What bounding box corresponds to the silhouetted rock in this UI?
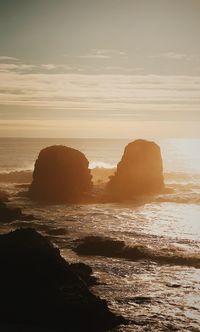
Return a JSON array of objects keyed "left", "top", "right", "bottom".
[
  {"left": 29, "top": 145, "right": 92, "bottom": 203},
  {"left": 70, "top": 262, "right": 97, "bottom": 286},
  {"left": 0, "top": 202, "right": 22, "bottom": 222},
  {"left": 0, "top": 190, "right": 9, "bottom": 202},
  {"left": 74, "top": 236, "right": 145, "bottom": 260},
  {"left": 0, "top": 202, "right": 35, "bottom": 223},
  {"left": 103, "top": 139, "right": 165, "bottom": 201},
  {"left": 74, "top": 236, "right": 200, "bottom": 268},
  {"left": 74, "top": 236, "right": 125, "bottom": 257},
  {"left": 0, "top": 228, "right": 124, "bottom": 331}
]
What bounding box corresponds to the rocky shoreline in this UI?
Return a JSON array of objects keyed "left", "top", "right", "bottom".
[{"left": 0, "top": 228, "right": 125, "bottom": 331}]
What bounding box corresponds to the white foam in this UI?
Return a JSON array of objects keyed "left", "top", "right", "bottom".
[{"left": 89, "top": 161, "right": 116, "bottom": 169}]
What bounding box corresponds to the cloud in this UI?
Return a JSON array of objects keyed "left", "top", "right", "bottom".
[
  {"left": 41, "top": 64, "right": 72, "bottom": 71},
  {"left": 41, "top": 64, "right": 58, "bottom": 70},
  {"left": 0, "top": 56, "right": 19, "bottom": 62},
  {"left": 150, "top": 52, "right": 199, "bottom": 61},
  {"left": 0, "top": 57, "right": 199, "bottom": 138},
  {"left": 0, "top": 58, "right": 199, "bottom": 120},
  {"left": 0, "top": 63, "right": 37, "bottom": 73},
  {"left": 0, "top": 62, "right": 73, "bottom": 73},
  {"left": 104, "top": 66, "right": 144, "bottom": 73},
  {"left": 0, "top": 63, "right": 19, "bottom": 71},
  {"left": 76, "top": 49, "right": 127, "bottom": 59},
  {"left": 164, "top": 52, "right": 188, "bottom": 60}
]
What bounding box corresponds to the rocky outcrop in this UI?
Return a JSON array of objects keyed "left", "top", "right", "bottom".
[
  {"left": 75, "top": 236, "right": 125, "bottom": 257},
  {"left": 0, "top": 190, "right": 9, "bottom": 202},
  {"left": 103, "top": 139, "right": 165, "bottom": 201},
  {"left": 0, "top": 228, "right": 124, "bottom": 331},
  {"left": 0, "top": 202, "right": 35, "bottom": 223},
  {"left": 70, "top": 262, "right": 98, "bottom": 286},
  {"left": 0, "top": 201, "right": 22, "bottom": 222},
  {"left": 74, "top": 236, "right": 200, "bottom": 268},
  {"left": 29, "top": 145, "right": 92, "bottom": 203}
]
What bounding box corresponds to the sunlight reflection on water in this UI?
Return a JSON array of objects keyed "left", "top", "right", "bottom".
[
  {"left": 1, "top": 198, "right": 199, "bottom": 331},
  {"left": 0, "top": 138, "right": 200, "bottom": 331}
]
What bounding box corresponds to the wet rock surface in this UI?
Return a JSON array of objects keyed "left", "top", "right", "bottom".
[
  {"left": 0, "top": 202, "right": 22, "bottom": 222},
  {"left": 74, "top": 236, "right": 200, "bottom": 268},
  {"left": 29, "top": 145, "right": 92, "bottom": 203},
  {"left": 0, "top": 202, "right": 35, "bottom": 223},
  {"left": 70, "top": 262, "right": 98, "bottom": 287},
  {"left": 0, "top": 228, "right": 124, "bottom": 331},
  {"left": 0, "top": 190, "right": 9, "bottom": 202},
  {"left": 104, "top": 139, "right": 165, "bottom": 202}
]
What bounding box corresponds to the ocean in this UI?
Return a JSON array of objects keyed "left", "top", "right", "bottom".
[{"left": 0, "top": 137, "right": 200, "bottom": 331}]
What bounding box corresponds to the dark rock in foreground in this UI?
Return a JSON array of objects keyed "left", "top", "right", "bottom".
[
  {"left": 103, "top": 139, "right": 165, "bottom": 202},
  {"left": 70, "top": 262, "right": 98, "bottom": 287},
  {"left": 0, "top": 228, "right": 124, "bottom": 331},
  {"left": 29, "top": 145, "right": 92, "bottom": 203},
  {"left": 74, "top": 236, "right": 200, "bottom": 268}
]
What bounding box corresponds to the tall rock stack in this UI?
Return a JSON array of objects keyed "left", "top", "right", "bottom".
[
  {"left": 29, "top": 145, "right": 92, "bottom": 203},
  {"left": 104, "top": 139, "right": 165, "bottom": 201}
]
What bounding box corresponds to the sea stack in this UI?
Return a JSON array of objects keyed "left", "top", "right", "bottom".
[
  {"left": 104, "top": 139, "right": 165, "bottom": 201},
  {"left": 29, "top": 145, "right": 92, "bottom": 203}
]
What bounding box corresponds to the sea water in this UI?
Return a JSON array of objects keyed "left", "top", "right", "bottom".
[{"left": 0, "top": 138, "right": 200, "bottom": 331}]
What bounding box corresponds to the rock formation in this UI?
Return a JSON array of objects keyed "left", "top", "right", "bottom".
[
  {"left": 0, "top": 202, "right": 35, "bottom": 223},
  {"left": 0, "top": 228, "right": 124, "bottom": 331},
  {"left": 104, "top": 139, "right": 164, "bottom": 201},
  {"left": 0, "top": 201, "right": 22, "bottom": 222},
  {"left": 0, "top": 190, "right": 9, "bottom": 202},
  {"left": 29, "top": 145, "right": 92, "bottom": 203},
  {"left": 74, "top": 236, "right": 200, "bottom": 268}
]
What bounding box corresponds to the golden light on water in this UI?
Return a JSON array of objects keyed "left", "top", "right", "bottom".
[{"left": 0, "top": 1, "right": 200, "bottom": 331}]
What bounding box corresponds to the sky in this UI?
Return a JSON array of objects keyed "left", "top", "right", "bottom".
[{"left": 0, "top": 0, "right": 200, "bottom": 138}]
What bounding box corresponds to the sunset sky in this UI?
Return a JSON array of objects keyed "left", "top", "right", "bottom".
[{"left": 0, "top": 0, "right": 200, "bottom": 138}]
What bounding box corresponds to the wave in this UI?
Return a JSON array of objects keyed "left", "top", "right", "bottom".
[
  {"left": 91, "top": 167, "right": 116, "bottom": 184},
  {"left": 89, "top": 161, "right": 116, "bottom": 169},
  {"left": 156, "top": 192, "right": 200, "bottom": 204},
  {"left": 164, "top": 172, "right": 200, "bottom": 184},
  {"left": 74, "top": 236, "right": 200, "bottom": 268}
]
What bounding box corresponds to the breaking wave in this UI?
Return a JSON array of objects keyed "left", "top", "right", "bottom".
[
  {"left": 156, "top": 192, "right": 200, "bottom": 204},
  {"left": 89, "top": 161, "right": 116, "bottom": 169},
  {"left": 165, "top": 171, "right": 200, "bottom": 184}
]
